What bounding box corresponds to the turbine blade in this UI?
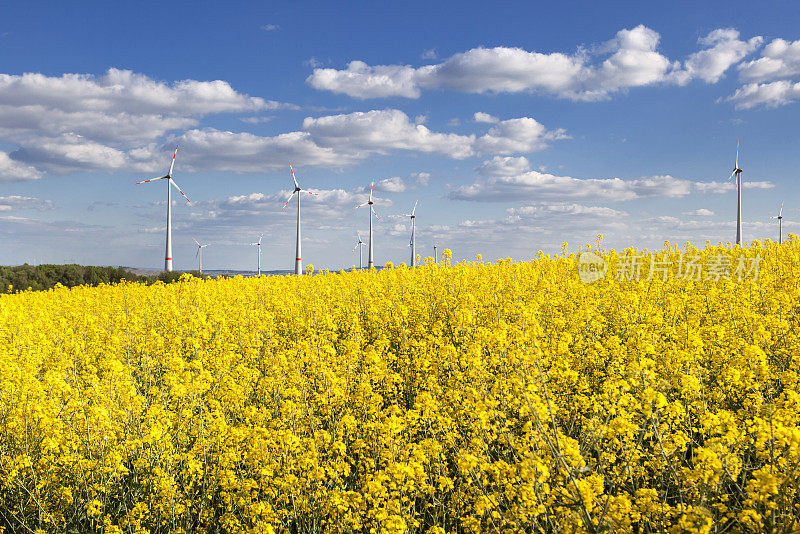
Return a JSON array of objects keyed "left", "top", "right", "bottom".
[
  {"left": 352, "top": 242, "right": 359, "bottom": 252},
  {"left": 136, "top": 175, "right": 169, "bottom": 184},
  {"left": 281, "top": 191, "right": 296, "bottom": 212},
  {"left": 372, "top": 207, "right": 380, "bottom": 220},
  {"left": 168, "top": 144, "right": 179, "bottom": 177},
  {"left": 735, "top": 138, "right": 739, "bottom": 170},
  {"left": 369, "top": 180, "right": 374, "bottom": 202},
  {"left": 304, "top": 189, "right": 318, "bottom": 196},
  {"left": 411, "top": 200, "right": 418, "bottom": 216},
  {"left": 354, "top": 202, "right": 369, "bottom": 209},
  {"left": 780, "top": 202, "right": 784, "bottom": 217},
  {"left": 727, "top": 168, "right": 736, "bottom": 181},
  {"left": 169, "top": 178, "right": 191, "bottom": 203},
  {"left": 289, "top": 161, "right": 299, "bottom": 189},
  {"left": 193, "top": 238, "right": 200, "bottom": 247}
]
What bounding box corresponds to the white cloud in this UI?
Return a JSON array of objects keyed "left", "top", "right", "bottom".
[
  {"left": 261, "top": 24, "right": 279, "bottom": 31},
  {"left": 475, "top": 118, "right": 569, "bottom": 154},
  {"left": 421, "top": 49, "right": 437, "bottom": 60},
  {"left": 0, "top": 151, "right": 43, "bottom": 181},
  {"left": 682, "top": 29, "right": 762, "bottom": 83},
  {"left": 411, "top": 172, "right": 431, "bottom": 186},
  {"left": 0, "top": 69, "right": 285, "bottom": 116},
  {"left": 302, "top": 109, "right": 475, "bottom": 159},
  {"left": 0, "top": 195, "right": 54, "bottom": 211},
  {"left": 239, "top": 116, "right": 274, "bottom": 124},
  {"left": 694, "top": 180, "right": 775, "bottom": 193},
  {"left": 476, "top": 156, "right": 531, "bottom": 176},
  {"left": 374, "top": 176, "right": 408, "bottom": 193},
  {"left": 726, "top": 80, "right": 800, "bottom": 109},
  {"left": 726, "top": 37, "right": 800, "bottom": 108},
  {"left": 507, "top": 203, "right": 627, "bottom": 220},
  {"left": 450, "top": 172, "right": 694, "bottom": 202},
  {"left": 0, "top": 68, "right": 300, "bottom": 178},
  {"left": 738, "top": 38, "right": 800, "bottom": 82},
  {"left": 683, "top": 208, "right": 714, "bottom": 216},
  {"left": 473, "top": 112, "right": 499, "bottom": 123},
  {"left": 306, "top": 61, "right": 422, "bottom": 99},
  {"left": 307, "top": 25, "right": 757, "bottom": 101}
]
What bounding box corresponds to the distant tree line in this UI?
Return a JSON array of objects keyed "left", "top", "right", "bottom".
[{"left": 0, "top": 264, "right": 202, "bottom": 293}]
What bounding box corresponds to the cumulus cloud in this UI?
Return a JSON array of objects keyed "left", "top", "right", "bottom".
[
  {"left": 0, "top": 69, "right": 285, "bottom": 116},
  {"left": 373, "top": 176, "right": 408, "bottom": 193},
  {"left": 473, "top": 112, "right": 499, "bottom": 123},
  {"left": 694, "top": 180, "right": 774, "bottom": 193},
  {"left": 450, "top": 172, "right": 775, "bottom": 203},
  {"left": 302, "top": 109, "right": 475, "bottom": 158},
  {"left": 476, "top": 156, "right": 531, "bottom": 176},
  {"left": 726, "top": 80, "right": 800, "bottom": 109},
  {"left": 727, "top": 38, "right": 800, "bottom": 108},
  {"left": 450, "top": 172, "right": 694, "bottom": 202},
  {"left": 307, "top": 25, "right": 761, "bottom": 101},
  {"left": 682, "top": 29, "right": 763, "bottom": 83},
  {"left": 506, "top": 203, "right": 627, "bottom": 220},
  {"left": 738, "top": 38, "right": 800, "bottom": 82},
  {"left": 0, "top": 151, "right": 43, "bottom": 181},
  {"left": 0, "top": 68, "right": 299, "bottom": 179},
  {"left": 8, "top": 108, "right": 567, "bottom": 175}
]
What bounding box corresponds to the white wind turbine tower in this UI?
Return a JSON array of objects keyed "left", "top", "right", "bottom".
[
  {"left": 193, "top": 238, "right": 209, "bottom": 274},
  {"left": 136, "top": 144, "right": 190, "bottom": 271},
  {"left": 281, "top": 162, "right": 317, "bottom": 275},
  {"left": 402, "top": 200, "right": 418, "bottom": 267},
  {"left": 770, "top": 202, "right": 784, "bottom": 244},
  {"left": 353, "top": 231, "right": 366, "bottom": 271},
  {"left": 249, "top": 233, "right": 264, "bottom": 276},
  {"left": 354, "top": 181, "right": 380, "bottom": 269},
  {"left": 727, "top": 139, "right": 744, "bottom": 245}
]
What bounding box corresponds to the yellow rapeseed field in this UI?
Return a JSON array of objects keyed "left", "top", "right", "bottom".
[{"left": 1, "top": 240, "right": 799, "bottom": 533}]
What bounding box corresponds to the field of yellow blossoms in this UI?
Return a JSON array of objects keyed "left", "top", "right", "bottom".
[{"left": 1, "top": 240, "right": 799, "bottom": 533}]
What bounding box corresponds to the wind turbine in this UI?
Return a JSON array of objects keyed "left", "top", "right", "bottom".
[
  {"left": 353, "top": 231, "right": 366, "bottom": 271},
  {"left": 281, "top": 162, "right": 317, "bottom": 275},
  {"left": 727, "top": 139, "right": 743, "bottom": 245},
  {"left": 193, "top": 238, "right": 209, "bottom": 275},
  {"left": 402, "top": 200, "right": 418, "bottom": 267},
  {"left": 136, "top": 144, "right": 190, "bottom": 271},
  {"left": 249, "top": 233, "right": 264, "bottom": 276},
  {"left": 354, "top": 181, "right": 380, "bottom": 269},
  {"left": 770, "top": 202, "right": 784, "bottom": 244},
  {"left": 433, "top": 244, "right": 438, "bottom": 262}
]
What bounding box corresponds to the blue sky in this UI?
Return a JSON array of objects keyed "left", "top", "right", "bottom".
[{"left": 1, "top": 0, "right": 800, "bottom": 270}]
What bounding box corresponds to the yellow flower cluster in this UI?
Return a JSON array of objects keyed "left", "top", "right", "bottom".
[{"left": 1, "top": 239, "right": 798, "bottom": 533}]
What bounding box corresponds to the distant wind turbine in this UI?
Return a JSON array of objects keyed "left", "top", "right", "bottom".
[
  {"left": 727, "top": 139, "right": 743, "bottom": 245},
  {"left": 354, "top": 181, "right": 380, "bottom": 269},
  {"left": 249, "top": 233, "right": 264, "bottom": 276},
  {"left": 281, "top": 162, "right": 317, "bottom": 275},
  {"left": 402, "top": 200, "right": 418, "bottom": 267},
  {"left": 433, "top": 244, "right": 438, "bottom": 261},
  {"left": 136, "top": 144, "right": 190, "bottom": 271},
  {"left": 193, "top": 238, "right": 209, "bottom": 275},
  {"left": 353, "top": 231, "right": 366, "bottom": 271},
  {"left": 770, "top": 202, "right": 784, "bottom": 244}
]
